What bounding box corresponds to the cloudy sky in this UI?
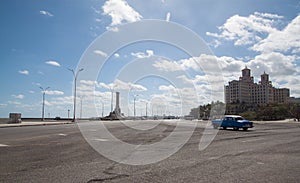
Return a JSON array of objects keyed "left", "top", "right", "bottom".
[{"left": 0, "top": 0, "right": 299, "bottom": 118}]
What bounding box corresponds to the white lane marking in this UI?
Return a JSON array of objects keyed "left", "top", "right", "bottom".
[
  {"left": 58, "top": 133, "right": 67, "bottom": 136},
  {"left": 242, "top": 138, "right": 262, "bottom": 143},
  {"left": 0, "top": 144, "right": 9, "bottom": 147},
  {"left": 93, "top": 138, "right": 109, "bottom": 142},
  {"left": 208, "top": 156, "right": 221, "bottom": 160},
  {"left": 257, "top": 162, "right": 264, "bottom": 165}
]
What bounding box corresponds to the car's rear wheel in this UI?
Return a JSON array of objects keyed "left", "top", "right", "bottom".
[
  {"left": 242, "top": 127, "right": 248, "bottom": 131},
  {"left": 223, "top": 127, "right": 227, "bottom": 130},
  {"left": 233, "top": 127, "right": 239, "bottom": 131}
]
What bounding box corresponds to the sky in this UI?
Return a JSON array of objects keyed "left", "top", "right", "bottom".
[{"left": 0, "top": 0, "right": 300, "bottom": 118}]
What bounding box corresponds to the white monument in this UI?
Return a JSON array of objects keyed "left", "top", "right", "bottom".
[{"left": 102, "top": 91, "right": 124, "bottom": 120}]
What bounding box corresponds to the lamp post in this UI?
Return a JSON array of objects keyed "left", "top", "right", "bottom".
[
  {"left": 146, "top": 102, "right": 148, "bottom": 118},
  {"left": 133, "top": 94, "right": 139, "bottom": 119},
  {"left": 80, "top": 96, "right": 83, "bottom": 119},
  {"left": 68, "top": 68, "right": 84, "bottom": 122},
  {"left": 101, "top": 101, "right": 104, "bottom": 117},
  {"left": 109, "top": 84, "right": 117, "bottom": 113},
  {"left": 39, "top": 86, "right": 50, "bottom": 121}
]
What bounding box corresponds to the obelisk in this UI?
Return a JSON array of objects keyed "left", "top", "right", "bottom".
[{"left": 114, "top": 91, "right": 121, "bottom": 115}]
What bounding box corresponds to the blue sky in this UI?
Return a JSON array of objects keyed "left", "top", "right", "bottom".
[{"left": 0, "top": 0, "right": 300, "bottom": 118}]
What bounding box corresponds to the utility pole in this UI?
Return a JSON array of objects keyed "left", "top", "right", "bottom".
[
  {"left": 109, "top": 84, "right": 117, "bottom": 113},
  {"left": 80, "top": 96, "right": 83, "bottom": 119},
  {"left": 39, "top": 86, "right": 50, "bottom": 121},
  {"left": 146, "top": 102, "right": 148, "bottom": 118},
  {"left": 133, "top": 94, "right": 138, "bottom": 119},
  {"left": 101, "top": 101, "right": 104, "bottom": 117},
  {"left": 68, "top": 68, "right": 84, "bottom": 122}
]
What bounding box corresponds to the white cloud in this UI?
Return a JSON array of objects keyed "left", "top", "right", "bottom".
[
  {"left": 45, "top": 90, "right": 64, "bottom": 95},
  {"left": 8, "top": 101, "right": 22, "bottom": 105},
  {"left": 251, "top": 15, "right": 300, "bottom": 53},
  {"left": 45, "top": 61, "right": 61, "bottom": 67},
  {"left": 92, "top": 6, "right": 101, "bottom": 14},
  {"left": 47, "top": 96, "right": 73, "bottom": 106},
  {"left": 153, "top": 54, "right": 243, "bottom": 75},
  {"left": 12, "top": 94, "right": 24, "bottom": 99},
  {"left": 152, "top": 59, "right": 183, "bottom": 72},
  {"left": 107, "top": 26, "right": 119, "bottom": 32},
  {"left": 96, "top": 79, "right": 147, "bottom": 91},
  {"left": 159, "top": 85, "right": 176, "bottom": 91},
  {"left": 94, "top": 50, "right": 108, "bottom": 57},
  {"left": 80, "top": 80, "right": 97, "bottom": 86},
  {"left": 18, "top": 70, "right": 29, "bottom": 75},
  {"left": 166, "top": 12, "right": 171, "bottom": 22},
  {"left": 207, "top": 12, "right": 283, "bottom": 46},
  {"left": 39, "top": 10, "right": 54, "bottom": 17},
  {"left": 81, "top": 79, "right": 147, "bottom": 92},
  {"left": 114, "top": 79, "right": 147, "bottom": 91},
  {"left": 97, "top": 82, "right": 111, "bottom": 90},
  {"left": 102, "top": 0, "right": 142, "bottom": 28},
  {"left": 248, "top": 52, "right": 297, "bottom": 77},
  {"left": 131, "top": 50, "right": 154, "bottom": 58},
  {"left": 114, "top": 53, "right": 120, "bottom": 58}
]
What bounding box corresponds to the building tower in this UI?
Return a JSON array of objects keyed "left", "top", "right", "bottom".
[
  {"left": 242, "top": 66, "right": 250, "bottom": 78},
  {"left": 260, "top": 71, "right": 271, "bottom": 85},
  {"left": 239, "top": 66, "right": 254, "bottom": 83}
]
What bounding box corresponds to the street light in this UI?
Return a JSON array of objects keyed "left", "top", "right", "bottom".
[
  {"left": 68, "top": 68, "right": 84, "bottom": 122},
  {"left": 101, "top": 101, "right": 104, "bottom": 117},
  {"left": 109, "top": 84, "right": 117, "bottom": 112},
  {"left": 133, "top": 94, "right": 139, "bottom": 118},
  {"left": 39, "top": 86, "right": 50, "bottom": 121},
  {"left": 145, "top": 102, "right": 148, "bottom": 118},
  {"left": 80, "top": 96, "right": 84, "bottom": 119}
]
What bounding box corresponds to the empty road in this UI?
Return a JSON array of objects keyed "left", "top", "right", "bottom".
[{"left": 1, "top": 120, "right": 300, "bottom": 182}]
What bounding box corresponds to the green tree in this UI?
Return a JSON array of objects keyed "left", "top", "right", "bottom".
[{"left": 289, "top": 103, "right": 300, "bottom": 121}]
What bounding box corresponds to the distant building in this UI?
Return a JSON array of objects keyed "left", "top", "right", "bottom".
[{"left": 225, "top": 67, "right": 290, "bottom": 105}]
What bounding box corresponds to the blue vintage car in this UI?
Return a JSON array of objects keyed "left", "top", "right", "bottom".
[{"left": 212, "top": 115, "right": 253, "bottom": 131}]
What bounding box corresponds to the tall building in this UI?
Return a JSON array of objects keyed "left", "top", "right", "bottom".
[{"left": 225, "top": 67, "right": 290, "bottom": 105}]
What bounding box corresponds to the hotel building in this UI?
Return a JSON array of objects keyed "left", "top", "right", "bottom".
[{"left": 225, "top": 67, "right": 290, "bottom": 105}]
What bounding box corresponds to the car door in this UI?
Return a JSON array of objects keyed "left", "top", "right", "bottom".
[{"left": 223, "top": 117, "right": 231, "bottom": 127}]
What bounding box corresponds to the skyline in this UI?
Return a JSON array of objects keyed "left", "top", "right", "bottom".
[{"left": 0, "top": 0, "right": 300, "bottom": 118}]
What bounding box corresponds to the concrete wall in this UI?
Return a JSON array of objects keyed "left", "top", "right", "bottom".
[{"left": 0, "top": 118, "right": 9, "bottom": 124}]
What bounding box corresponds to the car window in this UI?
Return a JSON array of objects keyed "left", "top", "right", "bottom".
[{"left": 235, "top": 117, "right": 244, "bottom": 121}]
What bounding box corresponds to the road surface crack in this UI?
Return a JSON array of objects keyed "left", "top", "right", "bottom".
[{"left": 87, "top": 174, "right": 129, "bottom": 182}]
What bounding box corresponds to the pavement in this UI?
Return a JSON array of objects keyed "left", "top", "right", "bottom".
[
  {"left": 1, "top": 120, "right": 300, "bottom": 182},
  {"left": 0, "top": 120, "right": 73, "bottom": 128},
  {"left": 0, "top": 118, "right": 297, "bottom": 128},
  {"left": 253, "top": 118, "right": 298, "bottom": 123}
]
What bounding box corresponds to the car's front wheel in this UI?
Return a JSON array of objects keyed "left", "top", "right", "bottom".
[{"left": 242, "top": 127, "right": 248, "bottom": 131}]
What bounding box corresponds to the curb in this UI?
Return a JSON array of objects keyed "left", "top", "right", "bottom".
[{"left": 0, "top": 122, "right": 73, "bottom": 128}]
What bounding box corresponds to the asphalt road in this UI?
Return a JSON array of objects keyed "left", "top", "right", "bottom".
[{"left": 0, "top": 120, "right": 300, "bottom": 183}]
